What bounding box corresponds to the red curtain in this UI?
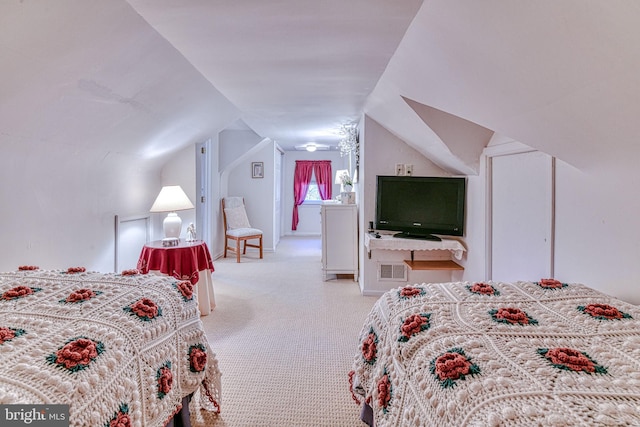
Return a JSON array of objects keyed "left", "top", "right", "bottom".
[
  {"left": 292, "top": 160, "right": 333, "bottom": 230},
  {"left": 313, "top": 161, "right": 332, "bottom": 201}
]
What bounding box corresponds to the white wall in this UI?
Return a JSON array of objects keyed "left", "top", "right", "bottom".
[
  {"left": 458, "top": 160, "right": 486, "bottom": 282},
  {"left": 0, "top": 143, "right": 162, "bottom": 272},
  {"left": 554, "top": 158, "right": 640, "bottom": 303},
  {"left": 225, "top": 140, "right": 276, "bottom": 253},
  {"left": 156, "top": 143, "right": 198, "bottom": 241},
  {"left": 464, "top": 135, "right": 640, "bottom": 304},
  {"left": 215, "top": 130, "right": 268, "bottom": 257},
  {"left": 219, "top": 129, "right": 263, "bottom": 171}
]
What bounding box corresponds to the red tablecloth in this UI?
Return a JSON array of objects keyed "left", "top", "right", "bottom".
[
  {"left": 137, "top": 240, "right": 216, "bottom": 315},
  {"left": 137, "top": 240, "right": 214, "bottom": 284}
]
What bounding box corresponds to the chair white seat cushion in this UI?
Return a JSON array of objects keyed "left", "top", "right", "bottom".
[{"left": 226, "top": 227, "right": 263, "bottom": 237}]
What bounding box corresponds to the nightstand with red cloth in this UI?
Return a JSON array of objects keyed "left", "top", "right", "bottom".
[{"left": 137, "top": 240, "right": 216, "bottom": 315}]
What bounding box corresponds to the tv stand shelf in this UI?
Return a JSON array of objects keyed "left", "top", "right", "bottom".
[
  {"left": 364, "top": 233, "right": 466, "bottom": 260},
  {"left": 364, "top": 233, "right": 466, "bottom": 272},
  {"left": 404, "top": 260, "right": 464, "bottom": 271}
]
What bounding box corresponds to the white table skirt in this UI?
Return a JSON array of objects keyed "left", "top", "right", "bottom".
[{"left": 148, "top": 268, "right": 216, "bottom": 315}]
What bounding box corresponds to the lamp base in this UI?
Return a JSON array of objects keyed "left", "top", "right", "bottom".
[
  {"left": 162, "top": 237, "right": 179, "bottom": 247},
  {"left": 163, "top": 212, "right": 182, "bottom": 238}
]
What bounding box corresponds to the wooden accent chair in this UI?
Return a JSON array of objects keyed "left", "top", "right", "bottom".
[{"left": 221, "top": 196, "right": 263, "bottom": 263}]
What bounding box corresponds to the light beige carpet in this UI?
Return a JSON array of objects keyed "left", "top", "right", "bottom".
[{"left": 191, "top": 236, "right": 379, "bottom": 426}]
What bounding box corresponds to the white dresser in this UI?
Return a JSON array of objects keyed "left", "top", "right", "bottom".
[{"left": 320, "top": 202, "right": 358, "bottom": 281}]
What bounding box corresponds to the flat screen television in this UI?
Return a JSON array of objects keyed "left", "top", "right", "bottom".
[{"left": 375, "top": 175, "right": 466, "bottom": 241}]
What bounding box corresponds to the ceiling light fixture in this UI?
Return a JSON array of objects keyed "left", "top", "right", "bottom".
[{"left": 294, "top": 143, "right": 329, "bottom": 151}]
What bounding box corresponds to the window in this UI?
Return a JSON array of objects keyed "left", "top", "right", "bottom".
[
  {"left": 292, "top": 160, "right": 331, "bottom": 230},
  {"left": 303, "top": 172, "right": 322, "bottom": 202},
  {"left": 304, "top": 183, "right": 321, "bottom": 201}
]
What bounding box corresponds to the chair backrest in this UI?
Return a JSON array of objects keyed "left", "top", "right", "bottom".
[{"left": 222, "top": 197, "right": 252, "bottom": 230}]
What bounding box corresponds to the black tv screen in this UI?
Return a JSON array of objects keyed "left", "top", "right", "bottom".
[{"left": 375, "top": 175, "right": 466, "bottom": 240}]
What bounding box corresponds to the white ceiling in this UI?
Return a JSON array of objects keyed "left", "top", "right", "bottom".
[
  {"left": 3, "top": 1, "right": 640, "bottom": 175},
  {"left": 126, "top": 0, "right": 423, "bottom": 148}
]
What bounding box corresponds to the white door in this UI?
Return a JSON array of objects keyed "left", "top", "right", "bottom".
[
  {"left": 196, "top": 140, "right": 211, "bottom": 246},
  {"left": 491, "top": 151, "right": 553, "bottom": 282},
  {"left": 274, "top": 149, "right": 283, "bottom": 245}
]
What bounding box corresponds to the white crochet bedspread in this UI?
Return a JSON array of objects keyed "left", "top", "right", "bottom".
[
  {"left": 0, "top": 269, "right": 221, "bottom": 427},
  {"left": 350, "top": 280, "right": 640, "bottom": 426}
]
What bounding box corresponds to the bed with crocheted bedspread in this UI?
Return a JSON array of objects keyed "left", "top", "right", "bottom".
[
  {"left": 0, "top": 268, "right": 221, "bottom": 427},
  {"left": 349, "top": 280, "right": 640, "bottom": 426}
]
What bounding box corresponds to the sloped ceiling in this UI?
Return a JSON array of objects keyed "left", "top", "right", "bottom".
[
  {"left": 3, "top": 1, "right": 640, "bottom": 174},
  {"left": 125, "top": 0, "right": 423, "bottom": 148},
  {"left": 368, "top": 0, "right": 640, "bottom": 173},
  {"left": 0, "top": 0, "right": 239, "bottom": 168},
  {"left": 404, "top": 97, "right": 493, "bottom": 174}
]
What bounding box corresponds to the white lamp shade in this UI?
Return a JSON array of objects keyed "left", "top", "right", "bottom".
[
  {"left": 150, "top": 185, "right": 194, "bottom": 239},
  {"left": 150, "top": 185, "right": 194, "bottom": 212}
]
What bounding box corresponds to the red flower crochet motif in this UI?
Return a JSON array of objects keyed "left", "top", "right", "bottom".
[
  {"left": 362, "top": 332, "right": 377, "bottom": 364},
  {"left": 399, "top": 313, "right": 430, "bottom": 342},
  {"left": 67, "top": 267, "right": 86, "bottom": 274},
  {"left": 54, "top": 338, "right": 100, "bottom": 370},
  {"left": 18, "top": 265, "right": 39, "bottom": 271},
  {"left": 469, "top": 282, "right": 498, "bottom": 295},
  {"left": 538, "top": 278, "right": 563, "bottom": 288},
  {"left": 121, "top": 269, "right": 139, "bottom": 276},
  {"left": 66, "top": 288, "right": 96, "bottom": 303},
  {"left": 109, "top": 411, "right": 131, "bottom": 427},
  {"left": 130, "top": 298, "right": 159, "bottom": 320},
  {"left": 177, "top": 281, "right": 194, "bottom": 301},
  {"left": 2, "top": 286, "right": 34, "bottom": 300},
  {"left": 434, "top": 352, "right": 472, "bottom": 381},
  {"left": 399, "top": 286, "right": 422, "bottom": 298},
  {"left": 0, "top": 327, "right": 16, "bottom": 344},
  {"left": 377, "top": 373, "right": 392, "bottom": 411},
  {"left": 493, "top": 307, "right": 532, "bottom": 325},
  {"left": 175, "top": 271, "right": 199, "bottom": 285},
  {"left": 157, "top": 365, "right": 173, "bottom": 396},
  {"left": 583, "top": 303, "right": 623, "bottom": 320},
  {"left": 539, "top": 347, "right": 605, "bottom": 373},
  {"left": 430, "top": 348, "right": 481, "bottom": 388},
  {"left": 189, "top": 344, "right": 208, "bottom": 372}
]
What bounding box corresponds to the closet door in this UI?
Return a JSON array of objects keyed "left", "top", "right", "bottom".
[
  {"left": 491, "top": 151, "right": 553, "bottom": 282},
  {"left": 274, "top": 149, "right": 283, "bottom": 245}
]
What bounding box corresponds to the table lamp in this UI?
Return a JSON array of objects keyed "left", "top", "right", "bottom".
[{"left": 150, "top": 185, "right": 194, "bottom": 243}]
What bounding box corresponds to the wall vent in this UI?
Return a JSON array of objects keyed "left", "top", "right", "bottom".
[{"left": 378, "top": 263, "right": 407, "bottom": 281}]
